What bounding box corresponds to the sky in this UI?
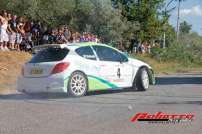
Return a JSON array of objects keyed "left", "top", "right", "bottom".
[{"left": 166, "top": 0, "right": 202, "bottom": 35}]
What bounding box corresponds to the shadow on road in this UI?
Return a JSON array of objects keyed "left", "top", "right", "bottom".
[
  {"left": 156, "top": 76, "right": 202, "bottom": 85},
  {"left": 158, "top": 101, "right": 202, "bottom": 106},
  {"left": 0, "top": 89, "right": 136, "bottom": 100},
  {"left": 0, "top": 93, "right": 68, "bottom": 100},
  {"left": 87, "top": 88, "right": 134, "bottom": 96}
]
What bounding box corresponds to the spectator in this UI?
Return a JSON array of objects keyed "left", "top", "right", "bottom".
[
  {"left": 24, "top": 21, "right": 32, "bottom": 33},
  {"left": 71, "top": 32, "right": 80, "bottom": 43},
  {"left": 48, "top": 29, "right": 57, "bottom": 44},
  {"left": 5, "top": 12, "right": 12, "bottom": 49},
  {"left": 84, "top": 32, "right": 89, "bottom": 42},
  {"left": 117, "top": 41, "right": 125, "bottom": 51},
  {"left": 0, "top": 10, "right": 9, "bottom": 51},
  {"left": 0, "top": 10, "right": 102, "bottom": 52},
  {"left": 55, "top": 28, "right": 68, "bottom": 44},
  {"left": 31, "top": 20, "right": 41, "bottom": 46},
  {"left": 6, "top": 13, "right": 12, "bottom": 21},
  {"left": 8, "top": 14, "right": 18, "bottom": 50},
  {"left": 147, "top": 43, "right": 151, "bottom": 54},
  {"left": 79, "top": 32, "right": 85, "bottom": 42},
  {"left": 17, "top": 17, "right": 25, "bottom": 51},
  {"left": 42, "top": 30, "right": 49, "bottom": 44},
  {"left": 141, "top": 42, "right": 146, "bottom": 54},
  {"left": 75, "top": 32, "right": 81, "bottom": 43},
  {"left": 24, "top": 20, "right": 33, "bottom": 47},
  {"left": 63, "top": 26, "right": 71, "bottom": 41}
]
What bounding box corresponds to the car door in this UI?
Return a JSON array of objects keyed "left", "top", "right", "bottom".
[
  {"left": 118, "top": 52, "right": 134, "bottom": 87},
  {"left": 92, "top": 45, "right": 131, "bottom": 88},
  {"left": 75, "top": 46, "right": 98, "bottom": 76}
]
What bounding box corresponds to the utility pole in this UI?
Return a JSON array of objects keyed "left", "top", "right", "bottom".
[
  {"left": 163, "top": 30, "right": 166, "bottom": 48},
  {"left": 176, "top": 0, "right": 181, "bottom": 41},
  {"left": 163, "top": 0, "right": 174, "bottom": 48}
]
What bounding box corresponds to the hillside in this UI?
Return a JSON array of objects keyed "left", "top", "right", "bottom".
[{"left": 0, "top": 52, "right": 31, "bottom": 94}]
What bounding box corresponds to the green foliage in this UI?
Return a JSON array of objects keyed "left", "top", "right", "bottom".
[
  {"left": 180, "top": 21, "right": 192, "bottom": 34},
  {"left": 4, "top": 0, "right": 75, "bottom": 27},
  {"left": 150, "top": 20, "right": 202, "bottom": 66},
  {"left": 151, "top": 41, "right": 202, "bottom": 66},
  {"left": 112, "top": 0, "right": 169, "bottom": 42},
  {"left": 85, "top": 0, "right": 129, "bottom": 42}
]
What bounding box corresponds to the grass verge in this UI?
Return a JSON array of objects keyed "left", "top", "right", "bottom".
[{"left": 132, "top": 54, "right": 202, "bottom": 75}]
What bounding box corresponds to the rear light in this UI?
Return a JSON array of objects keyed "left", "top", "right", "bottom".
[
  {"left": 21, "top": 67, "right": 24, "bottom": 76},
  {"left": 51, "top": 62, "right": 70, "bottom": 74}
]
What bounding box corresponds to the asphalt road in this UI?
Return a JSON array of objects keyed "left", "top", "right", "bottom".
[{"left": 0, "top": 74, "right": 202, "bottom": 134}]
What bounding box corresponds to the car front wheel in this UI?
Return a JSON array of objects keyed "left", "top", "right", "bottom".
[{"left": 133, "top": 68, "right": 150, "bottom": 91}]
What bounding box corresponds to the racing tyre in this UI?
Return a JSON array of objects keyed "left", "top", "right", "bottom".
[
  {"left": 133, "top": 68, "right": 149, "bottom": 91},
  {"left": 68, "top": 71, "right": 88, "bottom": 97}
]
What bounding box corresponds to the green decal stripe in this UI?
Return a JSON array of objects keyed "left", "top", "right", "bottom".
[
  {"left": 64, "top": 77, "right": 69, "bottom": 81},
  {"left": 88, "top": 75, "right": 118, "bottom": 89},
  {"left": 64, "top": 75, "right": 118, "bottom": 91},
  {"left": 88, "top": 77, "right": 110, "bottom": 91}
]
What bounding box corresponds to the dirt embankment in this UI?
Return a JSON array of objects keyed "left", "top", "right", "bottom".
[{"left": 0, "top": 52, "right": 31, "bottom": 94}]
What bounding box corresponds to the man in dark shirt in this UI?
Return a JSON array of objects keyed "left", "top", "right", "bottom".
[
  {"left": 8, "top": 15, "right": 17, "bottom": 50},
  {"left": 31, "top": 21, "right": 42, "bottom": 46}
]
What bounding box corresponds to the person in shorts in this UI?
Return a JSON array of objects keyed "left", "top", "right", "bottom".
[
  {"left": 8, "top": 15, "right": 18, "bottom": 50},
  {"left": 0, "top": 10, "right": 9, "bottom": 51},
  {"left": 0, "top": 14, "right": 4, "bottom": 50},
  {"left": 24, "top": 21, "right": 33, "bottom": 47},
  {"left": 17, "top": 17, "right": 25, "bottom": 51}
]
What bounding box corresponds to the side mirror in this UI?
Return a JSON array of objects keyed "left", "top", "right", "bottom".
[
  {"left": 119, "top": 52, "right": 129, "bottom": 63},
  {"left": 123, "top": 52, "right": 128, "bottom": 57}
]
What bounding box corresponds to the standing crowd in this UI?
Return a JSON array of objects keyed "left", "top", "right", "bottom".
[
  {"left": 117, "top": 40, "right": 152, "bottom": 54},
  {"left": 0, "top": 10, "right": 100, "bottom": 52}
]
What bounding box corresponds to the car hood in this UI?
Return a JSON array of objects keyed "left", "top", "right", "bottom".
[{"left": 128, "top": 57, "right": 152, "bottom": 69}]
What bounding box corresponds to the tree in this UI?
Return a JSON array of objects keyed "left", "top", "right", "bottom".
[
  {"left": 179, "top": 21, "right": 192, "bottom": 34},
  {"left": 87, "top": 0, "right": 131, "bottom": 42},
  {"left": 3, "top": 0, "right": 75, "bottom": 27},
  {"left": 112, "top": 0, "right": 167, "bottom": 42},
  {"left": 0, "top": 0, "right": 8, "bottom": 9}
]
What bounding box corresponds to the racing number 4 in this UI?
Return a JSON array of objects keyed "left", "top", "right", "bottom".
[{"left": 117, "top": 68, "right": 121, "bottom": 78}]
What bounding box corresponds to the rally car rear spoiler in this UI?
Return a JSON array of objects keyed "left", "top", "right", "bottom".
[{"left": 32, "top": 44, "right": 67, "bottom": 54}]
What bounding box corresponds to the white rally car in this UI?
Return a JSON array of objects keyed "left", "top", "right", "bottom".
[{"left": 17, "top": 42, "right": 155, "bottom": 97}]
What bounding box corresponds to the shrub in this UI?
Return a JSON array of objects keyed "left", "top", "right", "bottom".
[{"left": 151, "top": 42, "right": 202, "bottom": 66}]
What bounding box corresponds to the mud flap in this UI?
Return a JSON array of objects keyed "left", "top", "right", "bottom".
[{"left": 148, "top": 69, "right": 155, "bottom": 85}]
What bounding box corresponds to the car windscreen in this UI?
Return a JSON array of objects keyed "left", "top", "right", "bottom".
[{"left": 29, "top": 47, "right": 69, "bottom": 63}]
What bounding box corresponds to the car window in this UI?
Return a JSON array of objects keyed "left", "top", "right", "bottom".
[
  {"left": 120, "top": 53, "right": 128, "bottom": 62},
  {"left": 75, "top": 46, "right": 96, "bottom": 60},
  {"left": 92, "top": 46, "right": 122, "bottom": 62},
  {"left": 29, "top": 47, "right": 69, "bottom": 63}
]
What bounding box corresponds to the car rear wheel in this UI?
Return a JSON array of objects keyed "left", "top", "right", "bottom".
[
  {"left": 133, "top": 68, "right": 149, "bottom": 91},
  {"left": 68, "top": 71, "right": 88, "bottom": 97}
]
